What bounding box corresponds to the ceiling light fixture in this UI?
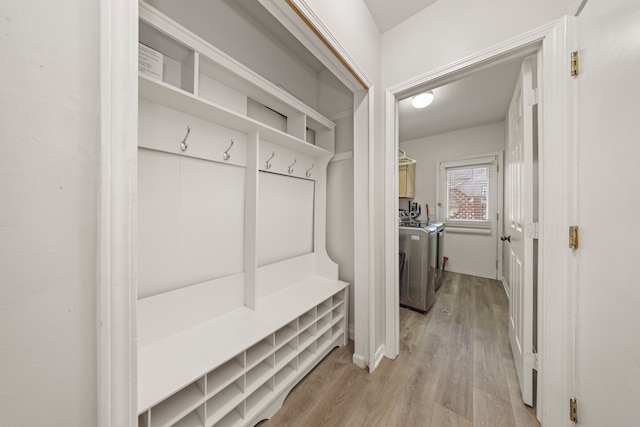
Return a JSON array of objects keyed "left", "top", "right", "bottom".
[{"left": 411, "top": 91, "right": 434, "bottom": 109}]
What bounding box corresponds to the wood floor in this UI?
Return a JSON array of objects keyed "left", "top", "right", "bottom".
[{"left": 258, "top": 272, "right": 539, "bottom": 427}]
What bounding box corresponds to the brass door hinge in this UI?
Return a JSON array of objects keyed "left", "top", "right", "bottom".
[
  {"left": 571, "top": 51, "right": 579, "bottom": 76},
  {"left": 570, "top": 397, "right": 578, "bottom": 422},
  {"left": 569, "top": 226, "right": 579, "bottom": 249}
]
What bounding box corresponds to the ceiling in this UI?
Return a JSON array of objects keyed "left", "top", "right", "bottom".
[
  {"left": 233, "top": 0, "right": 528, "bottom": 144},
  {"left": 364, "top": 0, "right": 440, "bottom": 32},
  {"left": 398, "top": 56, "right": 526, "bottom": 142}
]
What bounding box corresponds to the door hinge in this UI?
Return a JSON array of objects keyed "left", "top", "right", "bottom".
[
  {"left": 571, "top": 51, "right": 579, "bottom": 76},
  {"left": 569, "top": 226, "right": 579, "bottom": 249},
  {"left": 569, "top": 397, "right": 578, "bottom": 422},
  {"left": 526, "top": 222, "right": 539, "bottom": 239}
]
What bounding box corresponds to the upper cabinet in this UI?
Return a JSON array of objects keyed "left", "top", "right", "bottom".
[{"left": 399, "top": 163, "right": 415, "bottom": 198}]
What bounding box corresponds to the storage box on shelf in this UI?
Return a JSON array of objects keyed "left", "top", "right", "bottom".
[{"left": 137, "top": 2, "right": 349, "bottom": 427}]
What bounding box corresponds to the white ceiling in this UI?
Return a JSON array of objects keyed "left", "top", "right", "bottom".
[
  {"left": 364, "top": 0, "right": 440, "bottom": 32},
  {"left": 398, "top": 57, "right": 525, "bottom": 142}
]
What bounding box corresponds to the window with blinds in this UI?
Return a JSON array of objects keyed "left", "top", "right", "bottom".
[
  {"left": 446, "top": 165, "right": 489, "bottom": 221},
  {"left": 438, "top": 155, "right": 498, "bottom": 229}
]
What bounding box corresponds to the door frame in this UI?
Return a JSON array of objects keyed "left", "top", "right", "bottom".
[{"left": 384, "top": 18, "right": 578, "bottom": 426}]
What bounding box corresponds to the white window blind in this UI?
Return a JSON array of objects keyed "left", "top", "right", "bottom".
[
  {"left": 438, "top": 155, "right": 498, "bottom": 229},
  {"left": 446, "top": 165, "right": 489, "bottom": 220}
]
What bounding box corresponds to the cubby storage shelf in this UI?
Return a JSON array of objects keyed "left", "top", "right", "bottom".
[
  {"left": 138, "top": 277, "right": 348, "bottom": 415},
  {"left": 139, "top": 75, "right": 331, "bottom": 159}
]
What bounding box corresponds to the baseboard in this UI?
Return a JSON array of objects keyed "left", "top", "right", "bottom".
[
  {"left": 348, "top": 323, "right": 354, "bottom": 341},
  {"left": 352, "top": 353, "right": 367, "bottom": 369},
  {"left": 501, "top": 277, "right": 510, "bottom": 299},
  {"left": 372, "top": 344, "right": 386, "bottom": 372}
]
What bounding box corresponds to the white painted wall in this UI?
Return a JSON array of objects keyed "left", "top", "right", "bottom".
[
  {"left": 0, "top": 0, "right": 99, "bottom": 425},
  {"left": 400, "top": 122, "right": 505, "bottom": 278},
  {"left": 381, "top": 0, "right": 573, "bottom": 88}
]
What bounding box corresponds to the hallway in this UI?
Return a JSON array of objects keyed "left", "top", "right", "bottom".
[{"left": 260, "top": 272, "right": 539, "bottom": 426}]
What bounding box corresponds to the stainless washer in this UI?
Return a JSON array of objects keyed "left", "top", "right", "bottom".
[{"left": 399, "top": 226, "right": 437, "bottom": 313}]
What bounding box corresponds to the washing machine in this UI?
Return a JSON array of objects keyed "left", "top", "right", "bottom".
[{"left": 399, "top": 225, "right": 437, "bottom": 313}]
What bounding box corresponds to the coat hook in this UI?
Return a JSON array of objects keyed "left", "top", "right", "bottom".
[
  {"left": 265, "top": 151, "right": 275, "bottom": 170},
  {"left": 305, "top": 163, "right": 315, "bottom": 177},
  {"left": 180, "top": 126, "right": 191, "bottom": 151},
  {"left": 288, "top": 158, "right": 297, "bottom": 174},
  {"left": 223, "top": 139, "right": 234, "bottom": 161}
]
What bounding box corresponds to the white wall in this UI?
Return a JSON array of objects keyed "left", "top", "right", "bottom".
[
  {"left": 399, "top": 122, "right": 505, "bottom": 278},
  {"left": 381, "top": 0, "right": 573, "bottom": 88},
  {"left": 0, "top": 0, "right": 99, "bottom": 425}
]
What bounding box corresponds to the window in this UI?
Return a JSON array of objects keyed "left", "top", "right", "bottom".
[
  {"left": 438, "top": 155, "right": 499, "bottom": 229},
  {"left": 446, "top": 165, "right": 489, "bottom": 221}
]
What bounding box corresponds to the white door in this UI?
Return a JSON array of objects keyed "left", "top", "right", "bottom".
[
  {"left": 574, "top": 0, "right": 640, "bottom": 424},
  {"left": 504, "top": 56, "right": 535, "bottom": 406}
]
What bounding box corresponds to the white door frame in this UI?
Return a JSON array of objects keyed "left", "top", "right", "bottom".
[{"left": 384, "top": 18, "right": 578, "bottom": 426}]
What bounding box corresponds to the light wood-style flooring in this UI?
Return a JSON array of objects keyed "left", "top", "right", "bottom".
[{"left": 258, "top": 272, "right": 539, "bottom": 427}]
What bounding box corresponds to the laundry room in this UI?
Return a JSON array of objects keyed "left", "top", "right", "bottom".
[{"left": 397, "top": 56, "right": 530, "bottom": 287}]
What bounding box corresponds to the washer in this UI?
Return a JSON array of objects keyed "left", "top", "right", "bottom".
[{"left": 399, "top": 225, "right": 437, "bottom": 313}]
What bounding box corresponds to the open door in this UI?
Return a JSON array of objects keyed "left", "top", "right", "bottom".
[
  {"left": 573, "top": 0, "right": 640, "bottom": 424},
  {"left": 504, "top": 56, "right": 536, "bottom": 406}
]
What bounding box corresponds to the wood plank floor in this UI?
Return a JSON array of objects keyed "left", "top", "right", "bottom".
[{"left": 257, "top": 272, "right": 539, "bottom": 427}]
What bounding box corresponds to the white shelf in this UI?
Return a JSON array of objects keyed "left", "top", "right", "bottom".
[
  {"left": 212, "top": 407, "right": 243, "bottom": 427},
  {"left": 298, "top": 348, "right": 315, "bottom": 370},
  {"left": 274, "top": 343, "right": 297, "bottom": 370},
  {"left": 274, "top": 364, "right": 297, "bottom": 390},
  {"left": 245, "top": 384, "right": 273, "bottom": 420},
  {"left": 274, "top": 323, "right": 297, "bottom": 348},
  {"left": 205, "top": 381, "right": 244, "bottom": 427},
  {"left": 246, "top": 339, "right": 274, "bottom": 369},
  {"left": 150, "top": 383, "right": 204, "bottom": 427},
  {"left": 317, "top": 312, "right": 332, "bottom": 335},
  {"left": 317, "top": 298, "right": 332, "bottom": 317},
  {"left": 206, "top": 356, "right": 244, "bottom": 397},
  {"left": 246, "top": 360, "right": 273, "bottom": 395},
  {"left": 139, "top": 75, "right": 331, "bottom": 159},
  {"left": 173, "top": 410, "right": 205, "bottom": 427},
  {"left": 138, "top": 277, "right": 348, "bottom": 412}
]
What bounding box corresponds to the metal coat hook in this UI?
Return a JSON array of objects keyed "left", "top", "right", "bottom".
[
  {"left": 288, "top": 158, "right": 297, "bottom": 174},
  {"left": 223, "top": 139, "right": 234, "bottom": 161},
  {"left": 265, "top": 152, "right": 275, "bottom": 170},
  {"left": 180, "top": 126, "right": 191, "bottom": 151},
  {"left": 305, "top": 163, "right": 315, "bottom": 178}
]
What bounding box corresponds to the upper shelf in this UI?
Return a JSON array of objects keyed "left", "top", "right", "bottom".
[
  {"left": 139, "top": 75, "right": 331, "bottom": 158},
  {"left": 138, "top": 1, "right": 336, "bottom": 148}
]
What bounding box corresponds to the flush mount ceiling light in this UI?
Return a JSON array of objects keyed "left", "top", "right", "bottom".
[{"left": 411, "top": 91, "right": 434, "bottom": 109}]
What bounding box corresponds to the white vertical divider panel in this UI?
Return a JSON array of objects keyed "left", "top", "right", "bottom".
[
  {"left": 245, "top": 131, "right": 259, "bottom": 310},
  {"left": 191, "top": 51, "right": 200, "bottom": 95},
  {"left": 315, "top": 128, "right": 335, "bottom": 153},
  {"left": 287, "top": 112, "right": 306, "bottom": 140},
  {"left": 314, "top": 154, "right": 338, "bottom": 280}
]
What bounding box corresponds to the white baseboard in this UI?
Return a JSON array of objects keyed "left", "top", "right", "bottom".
[
  {"left": 501, "top": 277, "right": 510, "bottom": 299},
  {"left": 352, "top": 353, "right": 367, "bottom": 369},
  {"left": 372, "top": 344, "right": 386, "bottom": 372}
]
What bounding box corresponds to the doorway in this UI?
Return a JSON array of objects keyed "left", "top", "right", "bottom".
[{"left": 384, "top": 18, "right": 578, "bottom": 426}]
